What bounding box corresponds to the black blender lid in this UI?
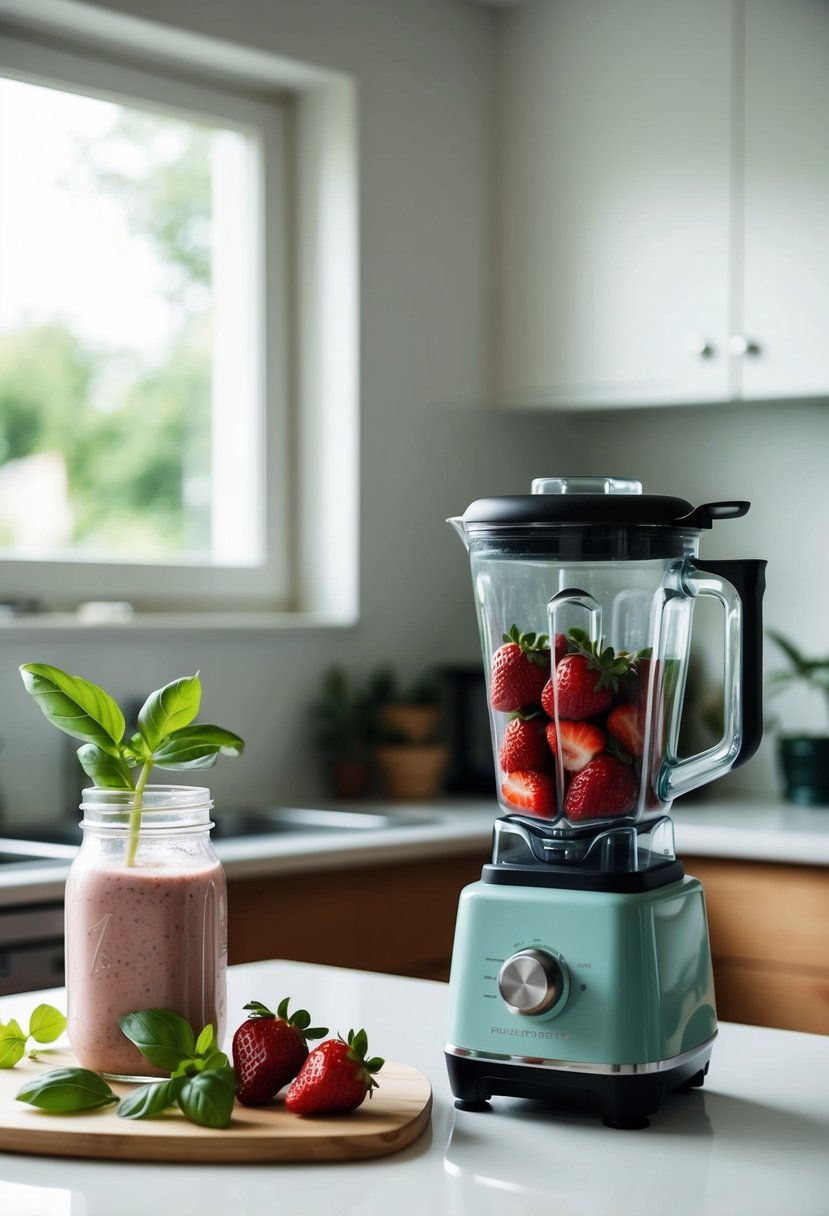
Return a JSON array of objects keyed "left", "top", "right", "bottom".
[{"left": 461, "top": 476, "right": 750, "bottom": 530}]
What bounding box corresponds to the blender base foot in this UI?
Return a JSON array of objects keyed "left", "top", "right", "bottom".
[{"left": 445, "top": 1044, "right": 713, "bottom": 1129}]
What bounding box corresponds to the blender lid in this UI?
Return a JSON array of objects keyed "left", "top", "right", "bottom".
[{"left": 461, "top": 476, "right": 750, "bottom": 530}]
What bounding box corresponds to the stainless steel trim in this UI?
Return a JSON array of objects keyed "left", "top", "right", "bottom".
[{"left": 444, "top": 1032, "right": 716, "bottom": 1076}]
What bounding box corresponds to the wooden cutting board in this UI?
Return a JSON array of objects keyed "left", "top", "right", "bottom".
[{"left": 0, "top": 1049, "right": 432, "bottom": 1163}]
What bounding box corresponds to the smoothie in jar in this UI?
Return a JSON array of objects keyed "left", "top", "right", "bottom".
[
  {"left": 65, "top": 860, "right": 227, "bottom": 1077},
  {"left": 64, "top": 787, "right": 227, "bottom": 1080}
]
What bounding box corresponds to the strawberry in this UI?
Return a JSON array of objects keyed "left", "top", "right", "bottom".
[
  {"left": 553, "top": 633, "right": 568, "bottom": 665},
  {"left": 564, "top": 755, "right": 638, "bottom": 821},
  {"left": 285, "top": 1029, "right": 384, "bottom": 1116},
  {"left": 607, "top": 703, "right": 645, "bottom": 758},
  {"left": 499, "top": 712, "right": 550, "bottom": 772},
  {"left": 546, "top": 719, "right": 606, "bottom": 772},
  {"left": 550, "top": 654, "right": 614, "bottom": 720},
  {"left": 490, "top": 625, "right": 550, "bottom": 712},
  {"left": 232, "top": 997, "right": 328, "bottom": 1107},
  {"left": 500, "top": 769, "right": 556, "bottom": 818}
]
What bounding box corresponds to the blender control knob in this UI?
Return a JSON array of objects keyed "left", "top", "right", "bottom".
[{"left": 497, "top": 949, "right": 565, "bottom": 1017}]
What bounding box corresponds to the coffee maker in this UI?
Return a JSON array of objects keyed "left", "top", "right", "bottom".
[{"left": 445, "top": 477, "right": 765, "bottom": 1128}]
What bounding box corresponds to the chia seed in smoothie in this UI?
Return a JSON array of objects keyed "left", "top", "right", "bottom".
[{"left": 65, "top": 859, "right": 227, "bottom": 1078}]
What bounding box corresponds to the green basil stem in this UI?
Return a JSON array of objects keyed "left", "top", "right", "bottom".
[{"left": 125, "top": 759, "right": 153, "bottom": 869}]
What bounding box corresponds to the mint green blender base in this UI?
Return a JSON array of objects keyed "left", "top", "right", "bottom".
[{"left": 445, "top": 874, "right": 717, "bottom": 1127}]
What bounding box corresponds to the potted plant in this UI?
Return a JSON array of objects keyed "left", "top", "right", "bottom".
[
  {"left": 766, "top": 630, "right": 829, "bottom": 806},
  {"left": 309, "top": 666, "right": 380, "bottom": 800},
  {"left": 373, "top": 670, "right": 449, "bottom": 802}
]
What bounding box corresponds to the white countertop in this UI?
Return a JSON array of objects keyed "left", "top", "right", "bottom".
[
  {"left": 2, "top": 795, "right": 829, "bottom": 910},
  {"left": 1, "top": 959, "right": 828, "bottom": 1216}
]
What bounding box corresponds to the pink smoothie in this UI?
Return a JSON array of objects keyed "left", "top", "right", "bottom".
[{"left": 65, "top": 859, "right": 227, "bottom": 1077}]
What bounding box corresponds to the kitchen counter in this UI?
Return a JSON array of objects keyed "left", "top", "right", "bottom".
[
  {"left": 2, "top": 794, "right": 829, "bottom": 911},
  {"left": 1, "top": 958, "right": 828, "bottom": 1216}
]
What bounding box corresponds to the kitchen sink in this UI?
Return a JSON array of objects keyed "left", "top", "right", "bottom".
[{"left": 0, "top": 806, "right": 432, "bottom": 851}]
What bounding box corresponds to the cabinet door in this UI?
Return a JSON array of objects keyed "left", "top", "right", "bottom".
[
  {"left": 497, "top": 0, "right": 732, "bottom": 408},
  {"left": 739, "top": 0, "right": 829, "bottom": 399}
]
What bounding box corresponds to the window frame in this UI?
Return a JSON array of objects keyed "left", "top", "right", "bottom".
[{"left": 0, "top": 30, "right": 292, "bottom": 614}]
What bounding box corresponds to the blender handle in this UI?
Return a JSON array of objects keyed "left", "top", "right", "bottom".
[
  {"left": 659, "top": 557, "right": 766, "bottom": 803},
  {"left": 692, "top": 559, "right": 767, "bottom": 769}
]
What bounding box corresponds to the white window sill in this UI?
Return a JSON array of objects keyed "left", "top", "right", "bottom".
[{"left": 0, "top": 609, "right": 357, "bottom": 633}]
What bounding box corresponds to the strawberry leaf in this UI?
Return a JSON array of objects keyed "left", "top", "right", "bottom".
[{"left": 242, "top": 1001, "right": 275, "bottom": 1020}]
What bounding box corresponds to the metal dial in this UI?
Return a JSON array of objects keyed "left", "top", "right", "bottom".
[{"left": 497, "top": 949, "right": 565, "bottom": 1017}]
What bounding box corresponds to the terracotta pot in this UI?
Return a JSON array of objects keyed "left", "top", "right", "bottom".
[
  {"left": 374, "top": 744, "right": 449, "bottom": 801},
  {"left": 381, "top": 704, "right": 441, "bottom": 744}
]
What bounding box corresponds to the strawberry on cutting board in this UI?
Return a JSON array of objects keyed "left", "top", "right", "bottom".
[
  {"left": 232, "top": 997, "right": 328, "bottom": 1106},
  {"left": 285, "top": 1029, "right": 384, "bottom": 1116},
  {"left": 490, "top": 625, "right": 550, "bottom": 712}
]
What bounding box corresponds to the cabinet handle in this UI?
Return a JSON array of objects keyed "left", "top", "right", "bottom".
[
  {"left": 686, "top": 335, "right": 715, "bottom": 358},
  {"left": 728, "top": 335, "right": 761, "bottom": 357}
]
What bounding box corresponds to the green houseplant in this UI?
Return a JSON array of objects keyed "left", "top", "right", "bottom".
[
  {"left": 766, "top": 630, "right": 829, "bottom": 806},
  {"left": 309, "top": 666, "right": 386, "bottom": 799}
]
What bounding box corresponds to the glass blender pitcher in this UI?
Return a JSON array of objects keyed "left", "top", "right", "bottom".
[{"left": 444, "top": 477, "right": 766, "bottom": 1127}]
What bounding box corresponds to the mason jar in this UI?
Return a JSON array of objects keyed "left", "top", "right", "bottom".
[{"left": 64, "top": 786, "right": 227, "bottom": 1081}]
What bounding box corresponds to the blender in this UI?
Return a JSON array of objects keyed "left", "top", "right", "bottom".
[{"left": 445, "top": 476, "right": 766, "bottom": 1128}]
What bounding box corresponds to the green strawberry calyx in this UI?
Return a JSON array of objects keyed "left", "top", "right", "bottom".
[
  {"left": 502, "top": 624, "right": 550, "bottom": 669},
  {"left": 242, "top": 998, "right": 328, "bottom": 1042},
  {"left": 340, "top": 1028, "right": 384, "bottom": 1096},
  {"left": 506, "top": 707, "right": 546, "bottom": 723},
  {"left": 566, "top": 628, "right": 635, "bottom": 693}
]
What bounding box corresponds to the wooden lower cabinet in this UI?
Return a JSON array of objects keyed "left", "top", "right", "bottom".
[
  {"left": 227, "top": 853, "right": 486, "bottom": 982},
  {"left": 229, "top": 851, "right": 829, "bottom": 1032},
  {"left": 683, "top": 855, "right": 829, "bottom": 1035}
]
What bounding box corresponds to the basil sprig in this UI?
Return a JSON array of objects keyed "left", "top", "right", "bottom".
[
  {"left": 15, "top": 1011, "right": 237, "bottom": 1129},
  {"left": 0, "top": 1004, "right": 67, "bottom": 1069},
  {"left": 19, "top": 665, "right": 244, "bottom": 866},
  {"left": 118, "top": 1010, "right": 236, "bottom": 1129}
]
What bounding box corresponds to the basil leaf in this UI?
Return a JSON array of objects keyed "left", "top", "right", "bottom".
[
  {"left": 125, "top": 731, "right": 152, "bottom": 764},
  {"left": 20, "top": 664, "right": 125, "bottom": 756},
  {"left": 0, "top": 1020, "right": 27, "bottom": 1070},
  {"left": 118, "top": 1010, "right": 196, "bottom": 1072},
  {"left": 28, "top": 1004, "right": 67, "bottom": 1045},
  {"left": 118, "top": 1076, "right": 184, "bottom": 1120},
  {"left": 201, "top": 1050, "right": 230, "bottom": 1071},
  {"left": 194, "top": 1024, "right": 215, "bottom": 1056},
  {"left": 77, "top": 744, "right": 134, "bottom": 790},
  {"left": 177, "top": 1070, "right": 236, "bottom": 1129},
  {"left": 138, "top": 675, "right": 201, "bottom": 754},
  {"left": 16, "top": 1067, "right": 117, "bottom": 1111},
  {"left": 152, "top": 725, "right": 244, "bottom": 770}
]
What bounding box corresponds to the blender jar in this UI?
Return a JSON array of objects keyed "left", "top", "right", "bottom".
[{"left": 450, "top": 477, "right": 765, "bottom": 862}]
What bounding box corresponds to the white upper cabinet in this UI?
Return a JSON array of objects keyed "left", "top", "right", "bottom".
[
  {"left": 495, "top": 0, "right": 829, "bottom": 409},
  {"left": 740, "top": 0, "right": 829, "bottom": 400}
]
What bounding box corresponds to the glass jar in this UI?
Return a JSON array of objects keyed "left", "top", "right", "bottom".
[{"left": 64, "top": 785, "right": 227, "bottom": 1082}]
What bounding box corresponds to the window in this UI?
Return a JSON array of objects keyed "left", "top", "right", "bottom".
[{"left": 0, "top": 31, "right": 290, "bottom": 615}]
